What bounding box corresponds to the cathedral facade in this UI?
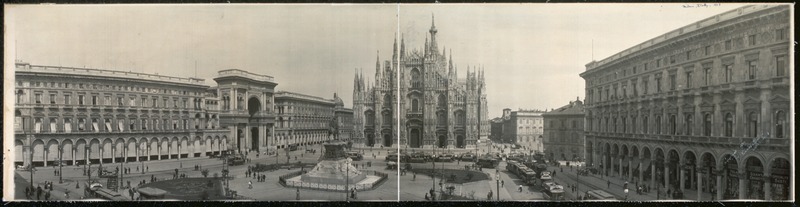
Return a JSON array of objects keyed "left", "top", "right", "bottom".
[{"left": 353, "top": 17, "right": 489, "bottom": 149}]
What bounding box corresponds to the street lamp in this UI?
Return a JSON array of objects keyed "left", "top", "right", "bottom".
[
  {"left": 495, "top": 173, "right": 500, "bottom": 201},
  {"left": 59, "top": 146, "right": 64, "bottom": 184},
  {"left": 346, "top": 158, "right": 350, "bottom": 201}
]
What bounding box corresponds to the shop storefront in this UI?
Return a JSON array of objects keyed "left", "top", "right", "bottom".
[{"left": 770, "top": 164, "right": 789, "bottom": 200}]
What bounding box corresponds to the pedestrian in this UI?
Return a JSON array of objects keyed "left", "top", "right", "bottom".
[
  {"left": 296, "top": 188, "right": 300, "bottom": 200},
  {"left": 248, "top": 181, "right": 252, "bottom": 189},
  {"left": 487, "top": 190, "right": 493, "bottom": 200},
  {"left": 24, "top": 186, "right": 29, "bottom": 199},
  {"left": 146, "top": 166, "right": 149, "bottom": 172},
  {"left": 44, "top": 191, "right": 50, "bottom": 200},
  {"left": 64, "top": 191, "right": 70, "bottom": 200},
  {"left": 518, "top": 185, "right": 523, "bottom": 192},
  {"left": 501, "top": 180, "right": 504, "bottom": 188},
  {"left": 413, "top": 173, "right": 416, "bottom": 181},
  {"left": 425, "top": 193, "right": 429, "bottom": 200},
  {"left": 36, "top": 186, "right": 42, "bottom": 200},
  {"left": 607, "top": 180, "right": 611, "bottom": 188}
]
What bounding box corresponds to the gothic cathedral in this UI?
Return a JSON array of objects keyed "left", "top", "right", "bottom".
[{"left": 353, "top": 16, "right": 489, "bottom": 149}]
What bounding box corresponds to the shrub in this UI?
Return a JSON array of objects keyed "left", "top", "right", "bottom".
[{"left": 201, "top": 169, "right": 209, "bottom": 178}]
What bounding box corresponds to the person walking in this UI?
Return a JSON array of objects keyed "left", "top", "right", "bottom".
[
  {"left": 36, "top": 185, "right": 42, "bottom": 200},
  {"left": 248, "top": 181, "right": 252, "bottom": 189},
  {"left": 487, "top": 190, "right": 493, "bottom": 200},
  {"left": 413, "top": 173, "right": 416, "bottom": 181},
  {"left": 518, "top": 185, "right": 523, "bottom": 192},
  {"left": 501, "top": 180, "right": 504, "bottom": 188},
  {"left": 44, "top": 191, "right": 50, "bottom": 200},
  {"left": 296, "top": 188, "right": 300, "bottom": 200},
  {"left": 607, "top": 180, "right": 611, "bottom": 188}
]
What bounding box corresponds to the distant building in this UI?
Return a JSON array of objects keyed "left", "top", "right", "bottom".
[
  {"left": 490, "top": 108, "right": 545, "bottom": 153},
  {"left": 542, "top": 98, "right": 585, "bottom": 162}
]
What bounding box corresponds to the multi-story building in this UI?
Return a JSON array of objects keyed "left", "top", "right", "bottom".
[
  {"left": 352, "top": 16, "right": 490, "bottom": 149},
  {"left": 490, "top": 108, "right": 544, "bottom": 152},
  {"left": 580, "top": 5, "right": 790, "bottom": 200},
  {"left": 333, "top": 93, "right": 354, "bottom": 143},
  {"left": 13, "top": 62, "right": 355, "bottom": 167},
  {"left": 274, "top": 91, "right": 339, "bottom": 149},
  {"left": 13, "top": 62, "right": 228, "bottom": 167},
  {"left": 542, "top": 98, "right": 585, "bottom": 162}
]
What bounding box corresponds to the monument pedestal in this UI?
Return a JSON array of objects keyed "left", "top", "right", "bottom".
[{"left": 301, "top": 159, "right": 366, "bottom": 185}]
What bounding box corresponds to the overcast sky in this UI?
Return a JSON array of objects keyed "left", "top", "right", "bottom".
[{"left": 7, "top": 3, "right": 752, "bottom": 118}]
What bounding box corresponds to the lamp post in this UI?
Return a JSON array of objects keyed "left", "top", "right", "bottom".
[
  {"left": 29, "top": 147, "right": 35, "bottom": 188},
  {"left": 495, "top": 173, "right": 500, "bottom": 201},
  {"left": 59, "top": 146, "right": 64, "bottom": 184},
  {"left": 346, "top": 158, "right": 350, "bottom": 202}
]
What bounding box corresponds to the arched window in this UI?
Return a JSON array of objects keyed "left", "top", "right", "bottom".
[
  {"left": 412, "top": 99, "right": 419, "bottom": 112},
  {"left": 669, "top": 115, "right": 677, "bottom": 135},
  {"left": 748, "top": 112, "right": 758, "bottom": 137},
  {"left": 703, "top": 113, "right": 712, "bottom": 136},
  {"left": 775, "top": 110, "right": 786, "bottom": 138},
  {"left": 613, "top": 118, "right": 617, "bottom": 133},
  {"left": 384, "top": 95, "right": 391, "bottom": 108},
  {"left": 411, "top": 68, "right": 422, "bottom": 88},
  {"left": 622, "top": 117, "right": 627, "bottom": 133},
  {"left": 724, "top": 113, "right": 733, "bottom": 137},
  {"left": 631, "top": 116, "right": 636, "bottom": 133},
  {"left": 382, "top": 112, "right": 391, "bottom": 125},
  {"left": 685, "top": 114, "right": 693, "bottom": 136}
]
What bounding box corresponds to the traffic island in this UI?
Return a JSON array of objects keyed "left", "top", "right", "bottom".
[{"left": 277, "top": 141, "right": 388, "bottom": 192}]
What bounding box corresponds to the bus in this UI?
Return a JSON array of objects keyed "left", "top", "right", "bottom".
[
  {"left": 584, "top": 190, "right": 617, "bottom": 200},
  {"left": 542, "top": 182, "right": 565, "bottom": 200}
]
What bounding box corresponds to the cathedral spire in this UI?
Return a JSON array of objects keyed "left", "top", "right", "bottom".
[
  {"left": 376, "top": 51, "right": 382, "bottom": 87},
  {"left": 448, "top": 49, "right": 453, "bottom": 74},
  {"left": 392, "top": 34, "right": 397, "bottom": 60},
  {"left": 429, "top": 13, "right": 439, "bottom": 55},
  {"left": 400, "top": 34, "right": 405, "bottom": 59}
]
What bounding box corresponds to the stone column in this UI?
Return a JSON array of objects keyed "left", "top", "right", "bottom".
[
  {"left": 177, "top": 144, "right": 181, "bottom": 160},
  {"left": 111, "top": 147, "right": 115, "bottom": 163},
  {"left": 764, "top": 179, "right": 771, "bottom": 200},
  {"left": 610, "top": 155, "right": 614, "bottom": 177},
  {"left": 696, "top": 168, "right": 702, "bottom": 200},
  {"left": 665, "top": 165, "right": 670, "bottom": 190},
  {"left": 639, "top": 161, "right": 644, "bottom": 185},
  {"left": 157, "top": 146, "right": 161, "bottom": 160},
  {"left": 680, "top": 167, "right": 686, "bottom": 191},
  {"left": 760, "top": 89, "right": 771, "bottom": 139},
  {"left": 618, "top": 157, "right": 623, "bottom": 178},
  {"left": 628, "top": 158, "right": 633, "bottom": 182},
  {"left": 715, "top": 173, "right": 723, "bottom": 200},
  {"left": 651, "top": 161, "right": 656, "bottom": 189},
  {"left": 72, "top": 147, "right": 76, "bottom": 165},
  {"left": 738, "top": 172, "right": 746, "bottom": 199},
  {"left": 44, "top": 149, "right": 48, "bottom": 167},
  {"left": 99, "top": 148, "right": 103, "bottom": 164}
]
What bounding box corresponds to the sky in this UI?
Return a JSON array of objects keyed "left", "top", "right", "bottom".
[{"left": 6, "top": 3, "right": 753, "bottom": 118}]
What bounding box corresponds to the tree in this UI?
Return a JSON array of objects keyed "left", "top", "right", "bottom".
[{"left": 201, "top": 169, "right": 209, "bottom": 178}]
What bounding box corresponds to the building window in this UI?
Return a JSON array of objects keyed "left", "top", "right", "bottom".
[
  {"left": 748, "top": 112, "right": 758, "bottom": 137},
  {"left": 747, "top": 60, "right": 758, "bottom": 80},
  {"left": 129, "top": 119, "right": 135, "bottom": 131},
  {"left": 64, "top": 95, "right": 71, "bottom": 105},
  {"left": 35, "top": 93, "right": 42, "bottom": 104},
  {"left": 704, "top": 68, "right": 712, "bottom": 86},
  {"left": 130, "top": 97, "right": 136, "bottom": 107},
  {"left": 704, "top": 46, "right": 711, "bottom": 56},
  {"left": 118, "top": 97, "right": 124, "bottom": 106},
  {"left": 621, "top": 117, "right": 627, "bottom": 133},
  {"left": 412, "top": 99, "right": 419, "bottom": 112},
  {"left": 34, "top": 118, "right": 42, "bottom": 133},
  {"left": 64, "top": 118, "right": 72, "bottom": 133},
  {"left": 104, "top": 118, "right": 112, "bottom": 132},
  {"left": 142, "top": 119, "right": 148, "bottom": 130},
  {"left": 775, "top": 110, "right": 786, "bottom": 138},
  {"left": 92, "top": 95, "right": 98, "bottom": 106},
  {"left": 669, "top": 74, "right": 676, "bottom": 91},
  {"left": 775, "top": 56, "right": 786, "bottom": 77},
  {"left": 78, "top": 118, "right": 86, "bottom": 131},
  {"left": 655, "top": 116, "right": 662, "bottom": 134},
  {"left": 79, "top": 95, "right": 85, "bottom": 105},
  {"left": 670, "top": 55, "right": 676, "bottom": 64},
  {"left": 643, "top": 79, "right": 648, "bottom": 94},
  {"left": 91, "top": 118, "right": 99, "bottom": 132},
  {"left": 669, "top": 115, "right": 677, "bottom": 135},
  {"left": 657, "top": 59, "right": 661, "bottom": 67},
  {"left": 724, "top": 113, "right": 733, "bottom": 137},
  {"left": 724, "top": 64, "right": 734, "bottom": 83},
  {"left": 656, "top": 77, "right": 662, "bottom": 92},
  {"left": 703, "top": 113, "right": 712, "bottom": 136},
  {"left": 775, "top": 28, "right": 785, "bottom": 40},
  {"left": 748, "top": 35, "right": 756, "bottom": 46},
  {"left": 686, "top": 50, "right": 692, "bottom": 60},
  {"left": 725, "top": 40, "right": 732, "bottom": 50},
  {"left": 686, "top": 71, "right": 693, "bottom": 88},
  {"left": 685, "top": 114, "right": 693, "bottom": 136},
  {"left": 631, "top": 116, "right": 636, "bottom": 133},
  {"left": 49, "top": 118, "right": 57, "bottom": 132},
  {"left": 643, "top": 116, "right": 648, "bottom": 134},
  {"left": 49, "top": 94, "right": 56, "bottom": 104}
]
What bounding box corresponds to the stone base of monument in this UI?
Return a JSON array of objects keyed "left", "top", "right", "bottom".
[
  {"left": 281, "top": 141, "right": 388, "bottom": 192},
  {"left": 300, "top": 158, "right": 366, "bottom": 185}
]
